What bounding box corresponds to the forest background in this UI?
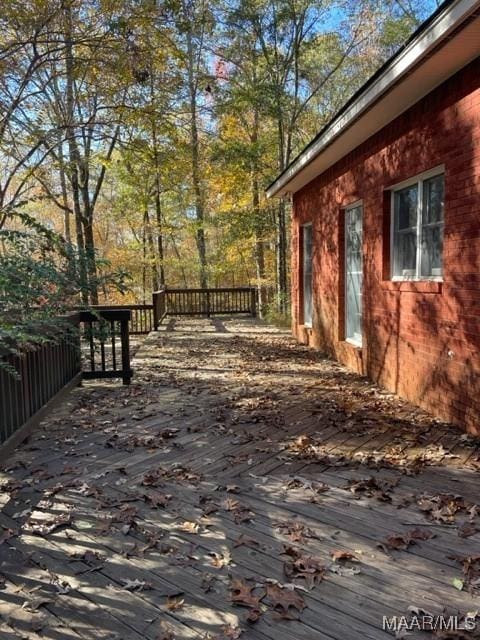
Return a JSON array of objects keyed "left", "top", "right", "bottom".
[{"left": 0, "top": 0, "right": 440, "bottom": 331}]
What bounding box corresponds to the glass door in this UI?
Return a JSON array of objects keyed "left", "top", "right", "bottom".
[{"left": 345, "top": 205, "right": 363, "bottom": 345}]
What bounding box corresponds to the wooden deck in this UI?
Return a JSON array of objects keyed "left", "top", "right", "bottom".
[{"left": 1, "top": 317, "right": 479, "bottom": 640}]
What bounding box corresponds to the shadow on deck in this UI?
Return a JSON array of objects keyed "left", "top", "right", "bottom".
[{"left": 1, "top": 317, "right": 479, "bottom": 640}]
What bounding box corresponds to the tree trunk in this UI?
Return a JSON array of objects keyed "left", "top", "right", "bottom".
[
  {"left": 276, "top": 200, "right": 288, "bottom": 314},
  {"left": 83, "top": 212, "right": 98, "bottom": 304},
  {"left": 64, "top": 2, "right": 88, "bottom": 304},
  {"left": 57, "top": 141, "right": 71, "bottom": 244},
  {"left": 185, "top": 28, "right": 208, "bottom": 288},
  {"left": 142, "top": 217, "right": 147, "bottom": 305},
  {"left": 144, "top": 209, "right": 159, "bottom": 292},
  {"left": 276, "top": 110, "right": 289, "bottom": 314},
  {"left": 149, "top": 72, "right": 165, "bottom": 288},
  {"left": 251, "top": 101, "right": 266, "bottom": 317},
  {"left": 154, "top": 188, "right": 165, "bottom": 286},
  {"left": 169, "top": 233, "right": 188, "bottom": 287}
]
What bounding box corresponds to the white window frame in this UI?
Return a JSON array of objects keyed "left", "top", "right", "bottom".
[
  {"left": 389, "top": 165, "right": 445, "bottom": 281},
  {"left": 344, "top": 201, "right": 363, "bottom": 347},
  {"left": 301, "top": 223, "right": 313, "bottom": 327}
]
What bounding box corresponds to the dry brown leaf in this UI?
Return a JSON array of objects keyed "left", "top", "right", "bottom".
[
  {"left": 458, "top": 523, "right": 479, "bottom": 538},
  {"left": 24, "top": 514, "right": 72, "bottom": 536},
  {"left": 233, "top": 534, "right": 260, "bottom": 549},
  {"left": 222, "top": 498, "right": 240, "bottom": 511},
  {"left": 275, "top": 521, "right": 317, "bottom": 543},
  {"left": 379, "top": 528, "right": 435, "bottom": 551},
  {"left": 178, "top": 521, "right": 200, "bottom": 534},
  {"left": 246, "top": 608, "right": 262, "bottom": 623},
  {"left": 330, "top": 550, "right": 359, "bottom": 562},
  {"left": 265, "top": 583, "right": 306, "bottom": 620},
  {"left": 230, "top": 578, "right": 264, "bottom": 609},
  {"left": 211, "top": 625, "right": 243, "bottom": 640},
  {"left": 283, "top": 549, "right": 326, "bottom": 589},
  {"left": 145, "top": 492, "right": 172, "bottom": 508}
]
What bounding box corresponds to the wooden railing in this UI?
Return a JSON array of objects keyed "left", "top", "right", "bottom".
[
  {"left": 86, "top": 304, "right": 154, "bottom": 335},
  {"left": 0, "top": 315, "right": 81, "bottom": 452},
  {"left": 0, "top": 309, "right": 133, "bottom": 456},
  {"left": 83, "top": 287, "right": 256, "bottom": 338},
  {"left": 79, "top": 309, "right": 133, "bottom": 385},
  {"left": 154, "top": 287, "right": 257, "bottom": 318}
]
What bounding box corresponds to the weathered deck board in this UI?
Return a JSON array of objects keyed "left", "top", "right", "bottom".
[{"left": 1, "top": 316, "right": 479, "bottom": 640}]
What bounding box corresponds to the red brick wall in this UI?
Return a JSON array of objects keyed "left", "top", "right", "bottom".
[{"left": 292, "top": 57, "right": 480, "bottom": 434}]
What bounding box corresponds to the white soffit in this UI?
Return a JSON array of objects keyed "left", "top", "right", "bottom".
[{"left": 266, "top": 0, "right": 480, "bottom": 198}]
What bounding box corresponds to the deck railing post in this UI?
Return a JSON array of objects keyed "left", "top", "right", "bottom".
[
  {"left": 152, "top": 288, "right": 166, "bottom": 329},
  {"left": 153, "top": 292, "right": 159, "bottom": 330},
  {"left": 120, "top": 316, "right": 132, "bottom": 385},
  {"left": 206, "top": 290, "right": 211, "bottom": 317},
  {"left": 250, "top": 287, "right": 257, "bottom": 317}
]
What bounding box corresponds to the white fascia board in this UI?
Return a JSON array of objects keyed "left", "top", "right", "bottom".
[{"left": 266, "top": 0, "right": 480, "bottom": 199}]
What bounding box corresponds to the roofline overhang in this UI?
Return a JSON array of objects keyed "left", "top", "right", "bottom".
[{"left": 266, "top": 0, "right": 480, "bottom": 199}]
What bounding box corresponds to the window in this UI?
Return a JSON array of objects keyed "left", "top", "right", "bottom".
[
  {"left": 345, "top": 204, "right": 363, "bottom": 346},
  {"left": 391, "top": 170, "right": 444, "bottom": 279},
  {"left": 302, "top": 224, "right": 313, "bottom": 326}
]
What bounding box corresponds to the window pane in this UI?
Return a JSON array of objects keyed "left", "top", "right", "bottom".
[
  {"left": 421, "top": 225, "right": 443, "bottom": 277},
  {"left": 303, "top": 225, "right": 313, "bottom": 325},
  {"left": 393, "top": 230, "right": 417, "bottom": 277},
  {"left": 423, "top": 175, "right": 444, "bottom": 224},
  {"left": 345, "top": 206, "right": 362, "bottom": 344},
  {"left": 395, "top": 186, "right": 418, "bottom": 230}
]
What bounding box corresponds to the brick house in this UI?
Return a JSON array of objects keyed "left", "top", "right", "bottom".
[{"left": 267, "top": 0, "right": 480, "bottom": 433}]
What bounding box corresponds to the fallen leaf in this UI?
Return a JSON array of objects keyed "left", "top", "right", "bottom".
[
  {"left": 144, "top": 492, "right": 172, "bottom": 508},
  {"left": 379, "top": 528, "right": 435, "bottom": 551},
  {"left": 458, "top": 523, "right": 478, "bottom": 538},
  {"left": 283, "top": 550, "right": 326, "bottom": 589},
  {"left": 265, "top": 583, "right": 306, "bottom": 620},
  {"left": 330, "top": 550, "right": 359, "bottom": 562},
  {"left": 453, "top": 578, "right": 464, "bottom": 591},
  {"left": 230, "top": 578, "right": 264, "bottom": 609},
  {"left": 208, "top": 551, "right": 231, "bottom": 569},
  {"left": 120, "top": 578, "right": 153, "bottom": 592},
  {"left": 24, "top": 513, "right": 72, "bottom": 536},
  {"left": 178, "top": 521, "right": 200, "bottom": 534},
  {"left": 233, "top": 534, "right": 260, "bottom": 549},
  {"left": 275, "top": 521, "right": 318, "bottom": 543},
  {"left": 246, "top": 608, "right": 262, "bottom": 623},
  {"left": 22, "top": 597, "right": 53, "bottom": 611},
  {"left": 211, "top": 625, "right": 243, "bottom": 639}
]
